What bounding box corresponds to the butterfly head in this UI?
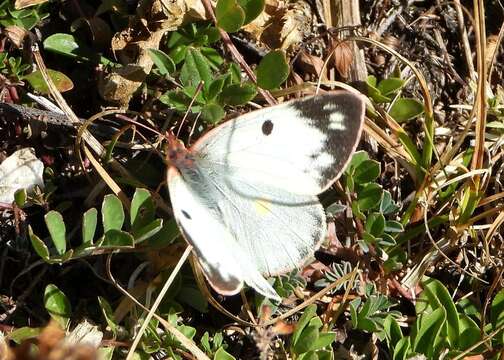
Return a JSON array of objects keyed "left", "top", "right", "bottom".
[{"left": 165, "top": 132, "right": 194, "bottom": 169}]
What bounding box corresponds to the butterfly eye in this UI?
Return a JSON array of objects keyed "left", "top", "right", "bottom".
[{"left": 261, "top": 120, "right": 274, "bottom": 135}]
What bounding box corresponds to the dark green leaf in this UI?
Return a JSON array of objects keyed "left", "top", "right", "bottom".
[
  {"left": 257, "top": 50, "right": 289, "bottom": 90},
  {"left": 385, "top": 220, "right": 403, "bottom": 233},
  {"left": 82, "top": 208, "right": 98, "bottom": 244},
  {"left": 44, "top": 210, "right": 66, "bottom": 255},
  {"left": 168, "top": 44, "right": 188, "bottom": 64},
  {"left": 44, "top": 284, "right": 71, "bottom": 328},
  {"left": 491, "top": 289, "right": 504, "bottom": 343},
  {"left": 353, "top": 159, "right": 380, "bottom": 184},
  {"left": 133, "top": 219, "right": 163, "bottom": 243},
  {"left": 216, "top": 0, "right": 245, "bottom": 33},
  {"left": 201, "top": 103, "right": 225, "bottom": 124},
  {"left": 366, "top": 213, "right": 385, "bottom": 237},
  {"left": 219, "top": 82, "right": 257, "bottom": 105},
  {"left": 357, "top": 183, "right": 382, "bottom": 210},
  {"left": 413, "top": 307, "right": 446, "bottom": 357},
  {"left": 293, "top": 325, "right": 319, "bottom": 354},
  {"left": 237, "top": 0, "right": 265, "bottom": 24},
  {"left": 180, "top": 48, "right": 212, "bottom": 90},
  {"left": 389, "top": 98, "right": 424, "bottom": 123},
  {"left": 207, "top": 76, "right": 227, "bottom": 101},
  {"left": 29, "top": 226, "right": 50, "bottom": 260},
  {"left": 102, "top": 194, "right": 124, "bottom": 232},
  {"left": 308, "top": 332, "right": 335, "bottom": 351},
  {"left": 130, "top": 188, "right": 155, "bottom": 231},
  {"left": 147, "top": 48, "right": 175, "bottom": 75},
  {"left": 98, "top": 296, "right": 117, "bottom": 336},
  {"left": 101, "top": 229, "right": 134, "bottom": 248}
]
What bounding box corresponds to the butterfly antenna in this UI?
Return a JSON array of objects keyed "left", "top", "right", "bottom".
[{"left": 175, "top": 80, "right": 205, "bottom": 138}]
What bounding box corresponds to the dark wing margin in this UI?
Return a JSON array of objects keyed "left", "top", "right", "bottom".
[{"left": 291, "top": 91, "right": 365, "bottom": 191}]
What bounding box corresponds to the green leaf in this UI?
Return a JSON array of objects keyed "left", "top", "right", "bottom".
[
  {"left": 346, "top": 150, "right": 369, "bottom": 172},
  {"left": 214, "top": 347, "right": 235, "bottom": 360},
  {"left": 43, "top": 33, "right": 92, "bottom": 61},
  {"left": 292, "top": 304, "right": 317, "bottom": 345},
  {"left": 216, "top": 0, "right": 245, "bottom": 33},
  {"left": 384, "top": 315, "right": 403, "bottom": 348},
  {"left": 353, "top": 159, "right": 380, "bottom": 184},
  {"left": 169, "top": 44, "right": 188, "bottom": 64},
  {"left": 44, "top": 210, "right": 66, "bottom": 255},
  {"left": 219, "top": 82, "right": 257, "bottom": 105},
  {"left": 98, "top": 296, "right": 117, "bottom": 336},
  {"left": 133, "top": 219, "right": 163, "bottom": 243},
  {"left": 393, "top": 337, "right": 411, "bottom": 360},
  {"left": 6, "top": 327, "right": 41, "bottom": 344},
  {"left": 102, "top": 194, "right": 125, "bottom": 232},
  {"left": 14, "top": 188, "right": 27, "bottom": 207},
  {"left": 180, "top": 47, "right": 212, "bottom": 91},
  {"left": 308, "top": 332, "right": 335, "bottom": 351},
  {"left": 130, "top": 188, "right": 155, "bottom": 231},
  {"left": 422, "top": 278, "right": 460, "bottom": 346},
  {"left": 160, "top": 89, "right": 191, "bottom": 111},
  {"left": 385, "top": 220, "right": 403, "bottom": 233},
  {"left": 24, "top": 69, "right": 74, "bottom": 94},
  {"left": 206, "top": 76, "right": 227, "bottom": 101},
  {"left": 44, "top": 284, "right": 71, "bottom": 328},
  {"left": 380, "top": 190, "right": 399, "bottom": 215},
  {"left": 458, "top": 314, "right": 481, "bottom": 350},
  {"left": 147, "top": 48, "right": 175, "bottom": 75},
  {"left": 293, "top": 325, "right": 319, "bottom": 354},
  {"left": 201, "top": 103, "right": 225, "bottom": 124},
  {"left": 201, "top": 47, "right": 224, "bottom": 68},
  {"left": 491, "top": 289, "right": 504, "bottom": 344},
  {"left": 101, "top": 229, "right": 134, "bottom": 248},
  {"left": 389, "top": 98, "right": 424, "bottom": 123},
  {"left": 257, "top": 50, "right": 289, "bottom": 90},
  {"left": 413, "top": 307, "right": 446, "bottom": 357},
  {"left": 367, "top": 80, "right": 391, "bottom": 103},
  {"left": 357, "top": 183, "right": 382, "bottom": 211},
  {"left": 43, "top": 33, "right": 111, "bottom": 65},
  {"left": 366, "top": 212, "right": 385, "bottom": 237},
  {"left": 29, "top": 226, "right": 49, "bottom": 260},
  {"left": 237, "top": 0, "right": 265, "bottom": 24},
  {"left": 377, "top": 77, "right": 404, "bottom": 96},
  {"left": 82, "top": 208, "right": 98, "bottom": 244},
  {"left": 144, "top": 219, "right": 180, "bottom": 248}
]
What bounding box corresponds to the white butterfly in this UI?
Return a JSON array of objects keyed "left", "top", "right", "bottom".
[{"left": 167, "top": 91, "right": 365, "bottom": 301}]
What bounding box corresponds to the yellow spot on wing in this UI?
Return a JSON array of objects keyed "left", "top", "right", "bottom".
[{"left": 254, "top": 199, "right": 272, "bottom": 216}]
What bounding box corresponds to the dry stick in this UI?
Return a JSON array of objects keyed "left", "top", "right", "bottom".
[
  {"left": 454, "top": 0, "right": 476, "bottom": 79},
  {"left": 200, "top": 0, "right": 277, "bottom": 106},
  {"left": 470, "top": 0, "right": 487, "bottom": 173}
]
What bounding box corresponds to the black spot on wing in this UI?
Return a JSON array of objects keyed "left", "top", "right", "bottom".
[
  {"left": 291, "top": 92, "right": 364, "bottom": 188},
  {"left": 262, "top": 120, "right": 274, "bottom": 135},
  {"left": 181, "top": 210, "right": 191, "bottom": 219}
]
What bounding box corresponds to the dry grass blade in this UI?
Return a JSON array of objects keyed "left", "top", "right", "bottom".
[{"left": 106, "top": 250, "right": 211, "bottom": 360}]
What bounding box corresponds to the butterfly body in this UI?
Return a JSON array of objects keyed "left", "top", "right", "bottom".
[{"left": 167, "top": 92, "right": 365, "bottom": 300}]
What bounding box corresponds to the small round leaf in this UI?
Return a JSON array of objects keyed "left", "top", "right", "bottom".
[{"left": 257, "top": 50, "right": 289, "bottom": 90}]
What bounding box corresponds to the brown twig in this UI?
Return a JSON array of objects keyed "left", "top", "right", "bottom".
[{"left": 200, "top": 0, "right": 277, "bottom": 106}]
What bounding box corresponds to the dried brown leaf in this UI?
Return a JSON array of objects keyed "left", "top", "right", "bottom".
[
  {"left": 296, "top": 50, "right": 325, "bottom": 76},
  {"left": 3, "top": 26, "right": 29, "bottom": 48},
  {"left": 14, "top": 0, "right": 48, "bottom": 9},
  {"left": 332, "top": 40, "right": 353, "bottom": 78}
]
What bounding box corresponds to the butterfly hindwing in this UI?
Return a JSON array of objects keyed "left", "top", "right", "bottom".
[{"left": 167, "top": 166, "right": 281, "bottom": 300}]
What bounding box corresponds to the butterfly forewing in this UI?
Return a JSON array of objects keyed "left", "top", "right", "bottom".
[{"left": 192, "top": 91, "right": 365, "bottom": 196}]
